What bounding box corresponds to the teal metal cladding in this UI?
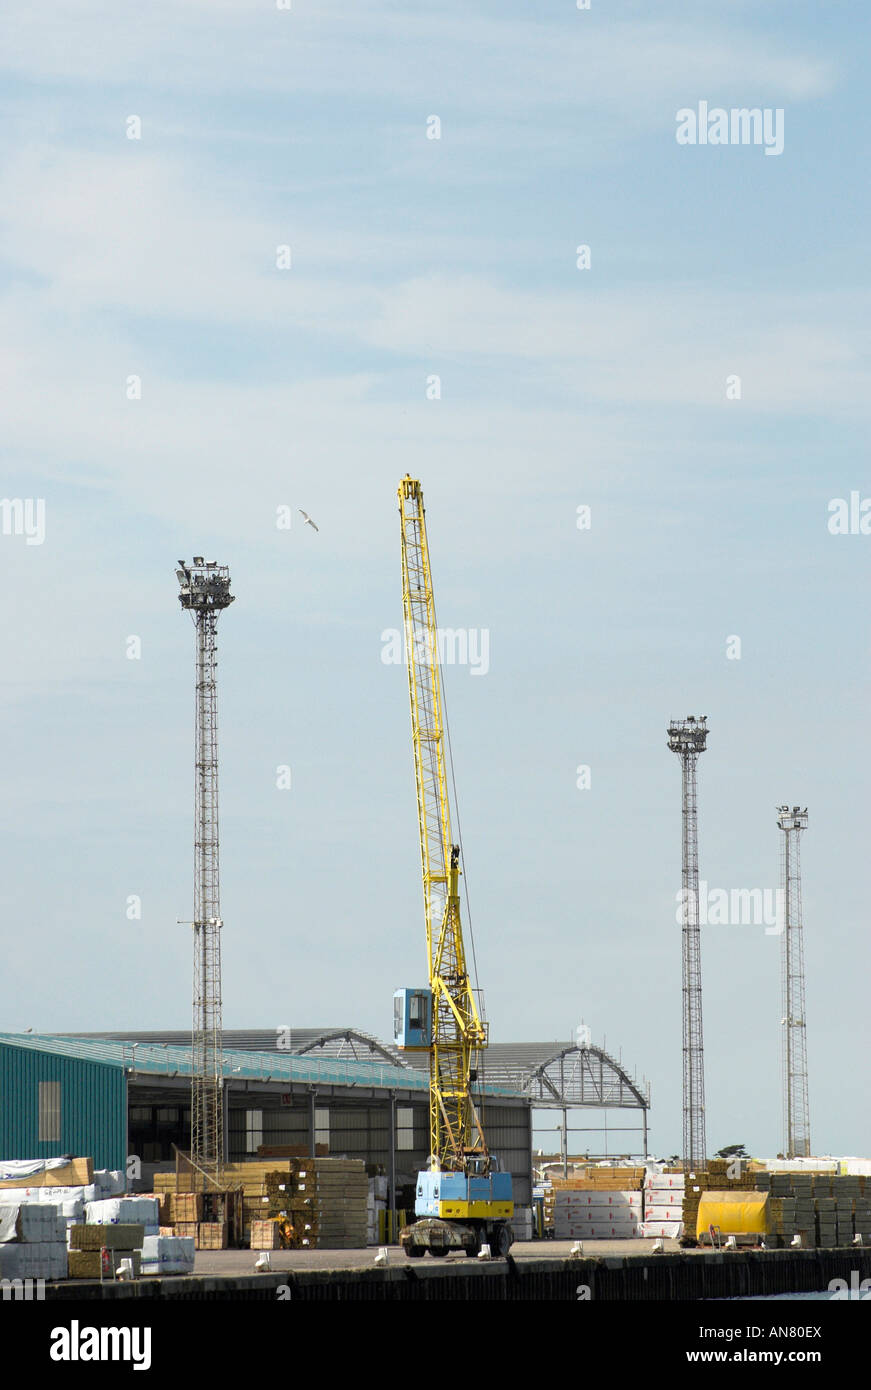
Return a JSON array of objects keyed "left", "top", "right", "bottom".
[{"left": 0, "top": 1040, "right": 126, "bottom": 1171}]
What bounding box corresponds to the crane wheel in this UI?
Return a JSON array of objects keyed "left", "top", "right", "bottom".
[
  {"left": 493, "top": 1225, "right": 512, "bottom": 1258},
  {"left": 405, "top": 1245, "right": 425, "bottom": 1259}
]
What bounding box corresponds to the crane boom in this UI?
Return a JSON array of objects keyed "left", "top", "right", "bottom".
[
  {"left": 395, "top": 477, "right": 513, "bottom": 1258},
  {"left": 398, "top": 475, "right": 488, "bottom": 1171}
]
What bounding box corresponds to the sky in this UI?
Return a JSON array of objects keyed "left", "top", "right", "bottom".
[{"left": 0, "top": 0, "right": 868, "bottom": 1163}]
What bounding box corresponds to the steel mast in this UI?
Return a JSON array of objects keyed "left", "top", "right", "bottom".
[
  {"left": 177, "top": 558, "right": 234, "bottom": 1180},
  {"left": 398, "top": 476, "right": 488, "bottom": 1173},
  {"left": 777, "top": 805, "right": 810, "bottom": 1158},
  {"left": 668, "top": 716, "right": 708, "bottom": 1172}
]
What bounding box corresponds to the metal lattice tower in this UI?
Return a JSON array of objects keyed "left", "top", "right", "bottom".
[
  {"left": 777, "top": 805, "right": 810, "bottom": 1159},
  {"left": 667, "top": 716, "right": 708, "bottom": 1172},
  {"left": 177, "top": 558, "right": 234, "bottom": 1179}
]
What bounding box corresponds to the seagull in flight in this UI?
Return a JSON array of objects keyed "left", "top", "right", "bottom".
[{"left": 299, "top": 510, "right": 319, "bottom": 532}]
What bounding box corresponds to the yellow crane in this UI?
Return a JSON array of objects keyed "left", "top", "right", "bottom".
[{"left": 394, "top": 476, "right": 513, "bottom": 1259}]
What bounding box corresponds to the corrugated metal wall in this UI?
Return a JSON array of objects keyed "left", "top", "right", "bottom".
[
  {"left": 226, "top": 1097, "right": 532, "bottom": 1203},
  {"left": 480, "top": 1103, "right": 532, "bottom": 1204},
  {"left": 0, "top": 1041, "right": 126, "bottom": 1170}
]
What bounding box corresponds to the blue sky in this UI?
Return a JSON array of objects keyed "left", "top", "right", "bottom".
[{"left": 0, "top": 1, "right": 868, "bottom": 1161}]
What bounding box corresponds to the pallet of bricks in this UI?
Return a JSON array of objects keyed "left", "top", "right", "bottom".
[{"left": 550, "top": 1167, "right": 645, "bottom": 1240}]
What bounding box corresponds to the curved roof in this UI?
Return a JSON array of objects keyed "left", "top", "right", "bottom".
[
  {"left": 67, "top": 1030, "right": 648, "bottom": 1108},
  {"left": 477, "top": 1042, "right": 649, "bottom": 1108}
]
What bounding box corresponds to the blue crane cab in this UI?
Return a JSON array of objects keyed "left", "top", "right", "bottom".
[{"left": 393, "top": 987, "right": 432, "bottom": 1050}]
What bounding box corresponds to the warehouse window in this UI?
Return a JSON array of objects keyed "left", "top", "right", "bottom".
[
  {"left": 314, "top": 1107, "right": 330, "bottom": 1146},
  {"left": 245, "top": 1109, "right": 263, "bottom": 1153},
  {"left": 38, "top": 1081, "right": 61, "bottom": 1142},
  {"left": 396, "top": 1106, "right": 414, "bottom": 1152}
]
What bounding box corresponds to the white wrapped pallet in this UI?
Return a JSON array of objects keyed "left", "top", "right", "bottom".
[
  {"left": 85, "top": 1197, "right": 159, "bottom": 1228},
  {"left": 640, "top": 1220, "right": 683, "bottom": 1238},
  {"left": 510, "top": 1207, "right": 534, "bottom": 1241},
  {"left": 0, "top": 1204, "right": 66, "bottom": 1243},
  {"left": 557, "top": 1212, "right": 639, "bottom": 1230},
  {"left": 644, "top": 1190, "right": 682, "bottom": 1208},
  {"left": 0, "top": 1184, "right": 95, "bottom": 1214},
  {"left": 0, "top": 1158, "right": 70, "bottom": 1181},
  {"left": 645, "top": 1204, "right": 686, "bottom": 1222},
  {"left": 140, "top": 1235, "right": 195, "bottom": 1275},
  {"left": 555, "top": 1191, "right": 642, "bottom": 1210},
  {"left": 0, "top": 1240, "right": 67, "bottom": 1279},
  {"left": 94, "top": 1170, "right": 127, "bottom": 1196},
  {"left": 555, "top": 1222, "right": 642, "bottom": 1239},
  {"left": 645, "top": 1173, "right": 686, "bottom": 1191}
]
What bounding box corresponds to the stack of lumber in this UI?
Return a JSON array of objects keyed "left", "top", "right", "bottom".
[
  {"left": 543, "top": 1169, "right": 644, "bottom": 1237},
  {"left": 553, "top": 1188, "right": 642, "bottom": 1239},
  {"left": 67, "top": 1223, "right": 144, "bottom": 1279},
  {"left": 310, "top": 1160, "right": 368, "bottom": 1249},
  {"left": 256, "top": 1160, "right": 368, "bottom": 1249},
  {"left": 151, "top": 1179, "right": 237, "bottom": 1249},
  {"left": 0, "top": 1157, "right": 94, "bottom": 1189},
  {"left": 154, "top": 1158, "right": 368, "bottom": 1249},
  {"left": 754, "top": 1172, "right": 870, "bottom": 1247},
  {"left": 0, "top": 1203, "right": 68, "bottom": 1280},
  {"left": 681, "top": 1169, "right": 711, "bottom": 1236},
  {"left": 641, "top": 1170, "right": 685, "bottom": 1238}
]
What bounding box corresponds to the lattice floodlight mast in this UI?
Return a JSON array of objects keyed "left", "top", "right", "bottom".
[
  {"left": 177, "top": 558, "right": 234, "bottom": 1179},
  {"left": 777, "top": 805, "right": 810, "bottom": 1159},
  {"left": 667, "top": 716, "right": 708, "bottom": 1172}
]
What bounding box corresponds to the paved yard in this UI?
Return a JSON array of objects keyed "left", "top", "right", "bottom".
[{"left": 192, "top": 1237, "right": 684, "bottom": 1275}]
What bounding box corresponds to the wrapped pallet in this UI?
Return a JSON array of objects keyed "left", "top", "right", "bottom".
[{"left": 696, "top": 1190, "right": 769, "bottom": 1242}]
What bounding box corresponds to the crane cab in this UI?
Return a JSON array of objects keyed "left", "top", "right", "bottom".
[{"left": 393, "top": 988, "right": 432, "bottom": 1050}]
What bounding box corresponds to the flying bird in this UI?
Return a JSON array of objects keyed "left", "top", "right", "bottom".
[{"left": 299, "top": 510, "right": 319, "bottom": 532}]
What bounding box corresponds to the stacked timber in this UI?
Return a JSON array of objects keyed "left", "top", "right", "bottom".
[
  {"left": 0, "top": 1157, "right": 94, "bottom": 1190},
  {"left": 641, "top": 1170, "right": 685, "bottom": 1238},
  {"left": 155, "top": 1158, "right": 368, "bottom": 1249},
  {"left": 0, "top": 1203, "right": 68, "bottom": 1280},
  {"left": 67, "top": 1224, "right": 144, "bottom": 1279},
  {"left": 754, "top": 1172, "right": 870, "bottom": 1248},
  {"left": 543, "top": 1168, "right": 645, "bottom": 1240},
  {"left": 311, "top": 1161, "right": 368, "bottom": 1249}
]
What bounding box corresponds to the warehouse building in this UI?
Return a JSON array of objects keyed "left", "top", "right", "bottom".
[{"left": 0, "top": 1030, "right": 649, "bottom": 1213}]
